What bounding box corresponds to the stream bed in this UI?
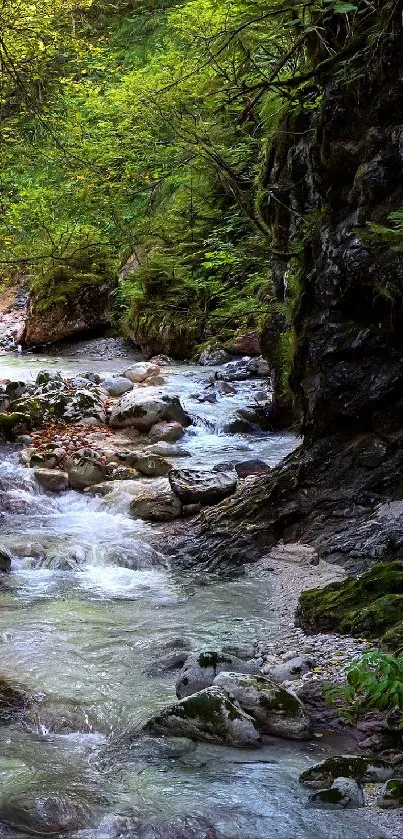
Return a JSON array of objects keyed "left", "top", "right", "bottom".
[{"left": 0, "top": 349, "right": 394, "bottom": 839}]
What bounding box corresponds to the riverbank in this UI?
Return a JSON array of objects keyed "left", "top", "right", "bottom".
[{"left": 249, "top": 550, "right": 403, "bottom": 839}]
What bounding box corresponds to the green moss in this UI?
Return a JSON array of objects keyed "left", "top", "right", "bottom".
[
  {"left": 157, "top": 690, "right": 242, "bottom": 727},
  {"left": 298, "top": 562, "right": 403, "bottom": 646},
  {"left": 382, "top": 621, "right": 403, "bottom": 652},
  {"left": 10, "top": 394, "right": 68, "bottom": 424},
  {"left": 379, "top": 779, "right": 403, "bottom": 808},
  {"left": 31, "top": 252, "right": 116, "bottom": 315},
  {"left": 193, "top": 338, "right": 226, "bottom": 359},
  {"left": 342, "top": 594, "right": 403, "bottom": 636},
  {"left": 300, "top": 755, "right": 389, "bottom": 788},
  {"left": 315, "top": 788, "right": 344, "bottom": 805},
  {"left": 0, "top": 412, "right": 31, "bottom": 440},
  {"left": 258, "top": 686, "right": 301, "bottom": 716}
]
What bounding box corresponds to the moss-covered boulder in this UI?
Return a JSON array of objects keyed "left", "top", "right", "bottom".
[
  {"left": 213, "top": 672, "right": 311, "bottom": 740},
  {"left": 377, "top": 778, "right": 403, "bottom": 809},
  {"left": 299, "top": 755, "right": 393, "bottom": 789},
  {"left": 297, "top": 562, "right": 403, "bottom": 648},
  {"left": 382, "top": 621, "right": 403, "bottom": 651},
  {"left": 0, "top": 412, "right": 31, "bottom": 441},
  {"left": 25, "top": 253, "right": 116, "bottom": 346},
  {"left": 143, "top": 686, "right": 261, "bottom": 748},
  {"left": 11, "top": 385, "right": 106, "bottom": 427},
  {"left": 11, "top": 396, "right": 66, "bottom": 425}
]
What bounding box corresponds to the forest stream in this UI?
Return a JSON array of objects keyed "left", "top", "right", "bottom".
[{"left": 0, "top": 346, "right": 396, "bottom": 839}]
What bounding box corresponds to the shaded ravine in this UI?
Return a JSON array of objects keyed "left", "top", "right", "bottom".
[{"left": 0, "top": 351, "right": 394, "bottom": 839}]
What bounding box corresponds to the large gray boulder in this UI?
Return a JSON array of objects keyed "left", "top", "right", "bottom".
[
  {"left": 198, "top": 347, "right": 231, "bottom": 366},
  {"left": 132, "top": 453, "right": 171, "bottom": 478},
  {"left": 148, "top": 421, "right": 185, "bottom": 443},
  {"left": 176, "top": 651, "right": 260, "bottom": 699},
  {"left": 99, "top": 376, "right": 133, "bottom": 397},
  {"left": 169, "top": 469, "right": 237, "bottom": 506},
  {"left": 109, "top": 390, "right": 190, "bottom": 431},
  {"left": 66, "top": 453, "right": 107, "bottom": 490},
  {"left": 130, "top": 485, "right": 182, "bottom": 522},
  {"left": 34, "top": 469, "right": 69, "bottom": 493},
  {"left": 143, "top": 686, "right": 261, "bottom": 748},
  {"left": 123, "top": 362, "right": 160, "bottom": 383},
  {"left": 308, "top": 777, "right": 364, "bottom": 809},
  {"left": 299, "top": 755, "right": 394, "bottom": 789},
  {"left": 213, "top": 672, "right": 311, "bottom": 740}
]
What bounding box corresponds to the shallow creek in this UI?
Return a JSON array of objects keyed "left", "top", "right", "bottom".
[{"left": 0, "top": 351, "right": 391, "bottom": 838}]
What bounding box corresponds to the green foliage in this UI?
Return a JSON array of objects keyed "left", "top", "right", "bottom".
[
  {"left": 324, "top": 651, "right": 403, "bottom": 726},
  {"left": 347, "top": 651, "right": 403, "bottom": 714},
  {"left": 0, "top": 0, "right": 388, "bottom": 352}
]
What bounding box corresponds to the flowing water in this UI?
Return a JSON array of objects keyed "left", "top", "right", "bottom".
[{"left": 0, "top": 351, "right": 391, "bottom": 839}]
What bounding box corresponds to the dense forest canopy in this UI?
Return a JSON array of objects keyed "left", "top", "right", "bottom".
[{"left": 0, "top": 0, "right": 395, "bottom": 354}]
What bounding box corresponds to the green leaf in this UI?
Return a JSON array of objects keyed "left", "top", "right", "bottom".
[{"left": 332, "top": 2, "right": 358, "bottom": 11}]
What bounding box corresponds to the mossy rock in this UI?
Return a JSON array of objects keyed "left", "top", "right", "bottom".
[
  {"left": 31, "top": 253, "right": 116, "bottom": 315},
  {"left": 25, "top": 251, "right": 117, "bottom": 346},
  {"left": 197, "top": 652, "right": 233, "bottom": 670},
  {"left": 378, "top": 778, "right": 403, "bottom": 808},
  {"left": 341, "top": 594, "right": 403, "bottom": 636},
  {"left": 310, "top": 787, "right": 345, "bottom": 806},
  {"left": 0, "top": 412, "right": 31, "bottom": 440},
  {"left": 299, "top": 755, "right": 393, "bottom": 789},
  {"left": 176, "top": 651, "right": 260, "bottom": 699},
  {"left": 307, "top": 778, "right": 364, "bottom": 809},
  {"left": 213, "top": 672, "right": 311, "bottom": 740},
  {"left": 382, "top": 621, "right": 403, "bottom": 652},
  {"left": 143, "top": 686, "right": 261, "bottom": 748},
  {"left": 297, "top": 562, "right": 403, "bottom": 647}
]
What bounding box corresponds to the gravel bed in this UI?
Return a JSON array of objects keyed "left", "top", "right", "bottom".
[{"left": 249, "top": 542, "right": 375, "bottom": 689}]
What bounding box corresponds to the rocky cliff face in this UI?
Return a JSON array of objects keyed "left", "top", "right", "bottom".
[
  {"left": 184, "top": 5, "right": 403, "bottom": 573},
  {"left": 265, "top": 18, "right": 403, "bottom": 443}
]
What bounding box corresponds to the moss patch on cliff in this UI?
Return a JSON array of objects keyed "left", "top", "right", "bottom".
[
  {"left": 31, "top": 252, "right": 116, "bottom": 315},
  {"left": 298, "top": 562, "right": 403, "bottom": 648}
]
